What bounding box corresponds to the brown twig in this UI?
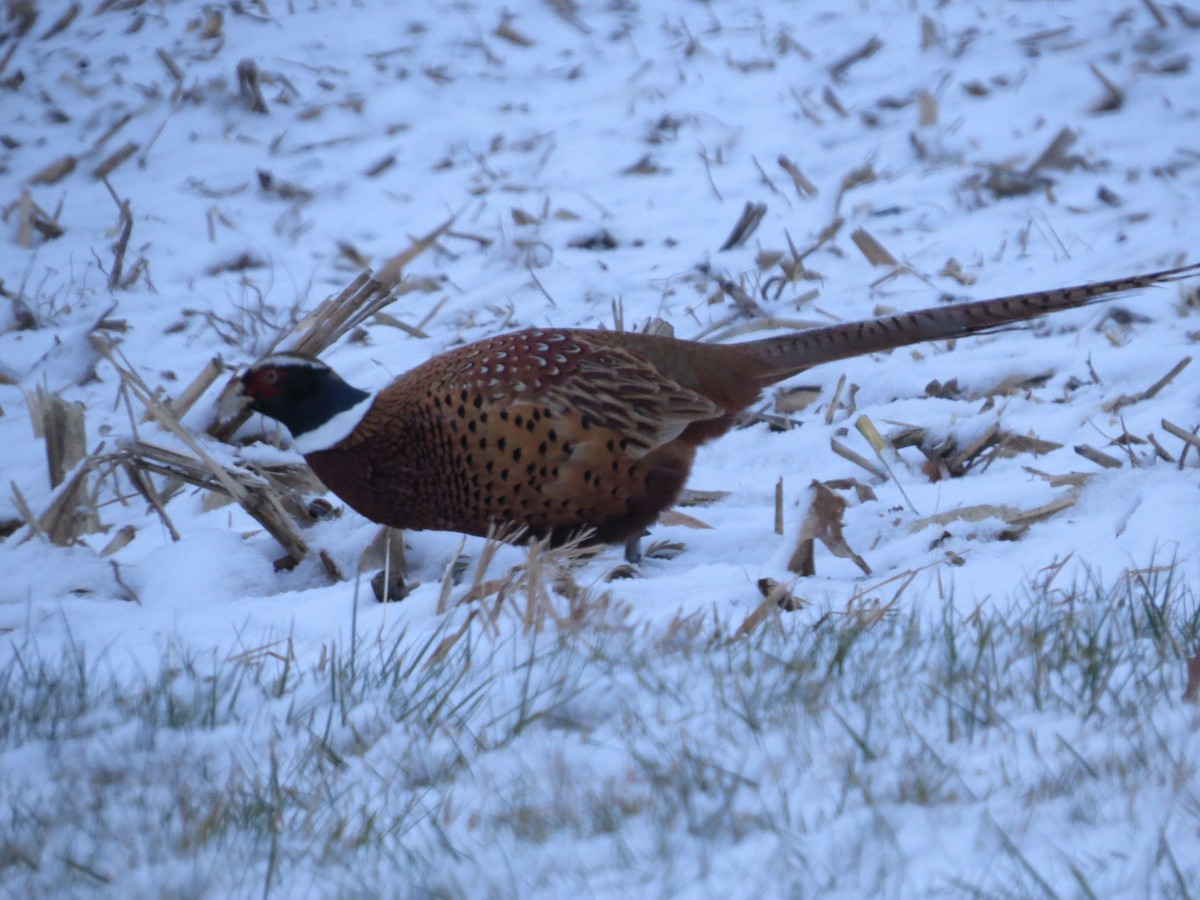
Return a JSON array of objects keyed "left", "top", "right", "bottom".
[
  {"left": 1073, "top": 444, "right": 1123, "bottom": 469},
  {"left": 1141, "top": 0, "right": 1170, "bottom": 28},
  {"left": 237, "top": 59, "right": 269, "bottom": 113},
  {"left": 39, "top": 2, "right": 80, "bottom": 40},
  {"left": 1161, "top": 419, "right": 1200, "bottom": 459},
  {"left": 1087, "top": 62, "right": 1125, "bottom": 113},
  {"left": 717, "top": 277, "right": 767, "bottom": 318},
  {"left": 718, "top": 201, "right": 767, "bottom": 251},
  {"left": 777, "top": 155, "right": 818, "bottom": 198},
  {"left": 93, "top": 142, "right": 140, "bottom": 181},
  {"left": 101, "top": 180, "right": 134, "bottom": 291},
  {"left": 1103, "top": 357, "right": 1191, "bottom": 413},
  {"left": 829, "top": 35, "right": 883, "bottom": 81}
]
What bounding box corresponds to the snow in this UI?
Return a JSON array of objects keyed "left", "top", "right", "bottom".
[{"left": 3, "top": 0, "right": 1200, "bottom": 896}]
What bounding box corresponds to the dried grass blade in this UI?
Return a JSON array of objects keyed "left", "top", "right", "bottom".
[
  {"left": 375, "top": 212, "right": 458, "bottom": 287},
  {"left": 850, "top": 227, "right": 899, "bottom": 267},
  {"left": 830, "top": 437, "right": 887, "bottom": 480}
]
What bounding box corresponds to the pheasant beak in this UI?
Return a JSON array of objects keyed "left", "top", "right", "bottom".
[{"left": 216, "top": 372, "right": 254, "bottom": 421}]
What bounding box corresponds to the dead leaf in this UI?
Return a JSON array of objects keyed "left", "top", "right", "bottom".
[
  {"left": 757, "top": 577, "right": 806, "bottom": 611},
  {"left": 788, "top": 480, "right": 871, "bottom": 576},
  {"left": 659, "top": 509, "right": 713, "bottom": 530}
]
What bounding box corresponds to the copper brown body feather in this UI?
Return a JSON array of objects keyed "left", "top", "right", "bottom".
[
  {"left": 303, "top": 328, "right": 778, "bottom": 546},
  {"left": 239, "top": 263, "right": 1199, "bottom": 553}
]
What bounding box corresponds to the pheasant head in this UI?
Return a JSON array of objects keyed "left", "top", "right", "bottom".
[{"left": 234, "top": 354, "right": 373, "bottom": 454}]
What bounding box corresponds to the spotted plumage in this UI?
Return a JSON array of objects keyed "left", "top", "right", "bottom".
[{"left": 234, "top": 263, "right": 1198, "bottom": 560}]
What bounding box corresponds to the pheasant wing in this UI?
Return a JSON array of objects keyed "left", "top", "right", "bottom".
[{"left": 541, "top": 342, "right": 724, "bottom": 458}]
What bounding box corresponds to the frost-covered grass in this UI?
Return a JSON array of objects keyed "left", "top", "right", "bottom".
[{"left": 4, "top": 560, "right": 1198, "bottom": 898}]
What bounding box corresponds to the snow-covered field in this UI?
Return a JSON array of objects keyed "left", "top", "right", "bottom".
[{"left": 3, "top": 0, "right": 1200, "bottom": 895}]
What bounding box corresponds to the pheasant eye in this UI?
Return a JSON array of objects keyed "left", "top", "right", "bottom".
[{"left": 263, "top": 368, "right": 279, "bottom": 385}]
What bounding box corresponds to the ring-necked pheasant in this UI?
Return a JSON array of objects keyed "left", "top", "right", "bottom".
[{"left": 233, "top": 264, "right": 1198, "bottom": 561}]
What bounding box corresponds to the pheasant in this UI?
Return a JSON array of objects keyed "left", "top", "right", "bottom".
[{"left": 233, "top": 264, "right": 1198, "bottom": 562}]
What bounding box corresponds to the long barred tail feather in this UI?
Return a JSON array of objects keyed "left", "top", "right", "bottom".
[{"left": 740, "top": 262, "right": 1200, "bottom": 374}]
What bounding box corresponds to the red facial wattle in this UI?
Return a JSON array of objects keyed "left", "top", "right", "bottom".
[{"left": 244, "top": 368, "right": 282, "bottom": 399}]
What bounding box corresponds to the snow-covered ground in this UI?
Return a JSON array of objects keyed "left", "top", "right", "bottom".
[{"left": 3, "top": 1, "right": 1200, "bottom": 896}]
